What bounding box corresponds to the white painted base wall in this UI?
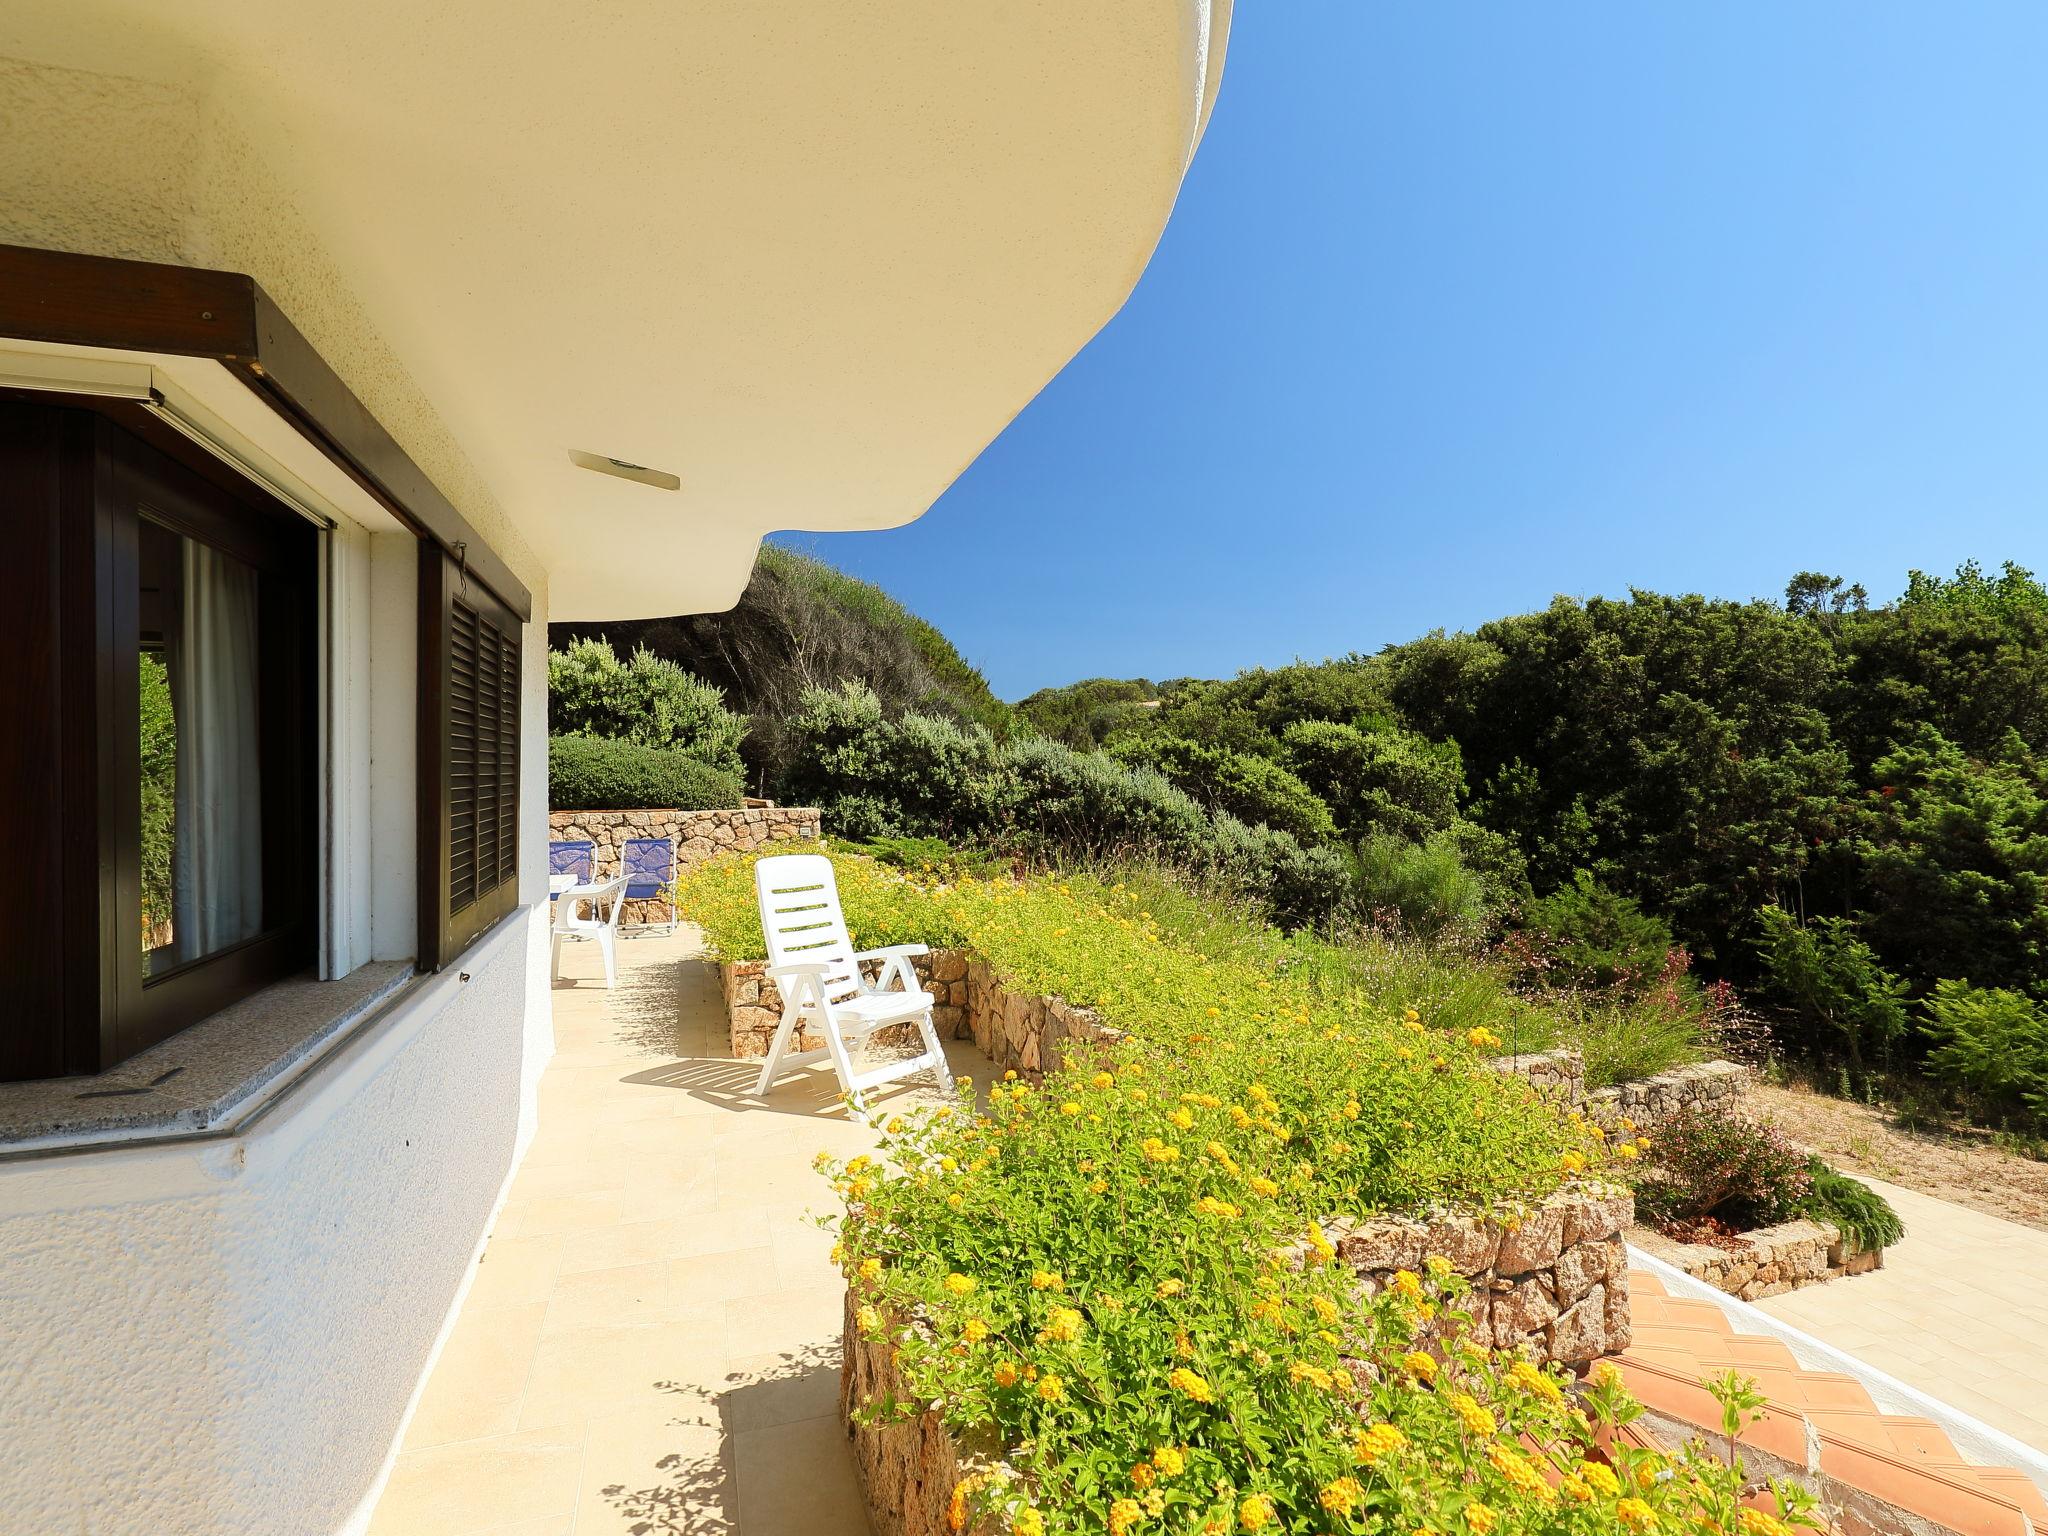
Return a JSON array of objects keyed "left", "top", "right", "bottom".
[{"left": 0, "top": 907, "right": 554, "bottom": 1536}]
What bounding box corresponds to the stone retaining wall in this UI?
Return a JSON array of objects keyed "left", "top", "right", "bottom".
[
  {"left": 1635, "top": 1218, "right": 1881, "bottom": 1302},
  {"left": 843, "top": 1293, "right": 1003, "bottom": 1536},
  {"left": 1587, "top": 1060, "right": 1751, "bottom": 1132},
  {"left": 550, "top": 805, "right": 820, "bottom": 924},
  {"left": 1486, "top": 1049, "right": 1751, "bottom": 1133},
  {"left": 1332, "top": 1186, "right": 1634, "bottom": 1364}
]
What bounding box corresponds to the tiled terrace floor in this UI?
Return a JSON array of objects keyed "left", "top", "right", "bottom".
[
  {"left": 367, "top": 927, "right": 987, "bottom": 1536},
  {"left": 1751, "top": 1174, "right": 2048, "bottom": 1457}
]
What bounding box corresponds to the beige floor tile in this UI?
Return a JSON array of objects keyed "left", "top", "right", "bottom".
[
  {"left": 464, "top": 1234, "right": 566, "bottom": 1312},
  {"left": 732, "top": 1414, "right": 872, "bottom": 1536},
  {"left": 722, "top": 1351, "right": 844, "bottom": 1434},
  {"left": 543, "top": 1261, "right": 672, "bottom": 1335},
  {"left": 494, "top": 1188, "right": 628, "bottom": 1240},
  {"left": 402, "top": 1301, "right": 547, "bottom": 1449},
  {"left": 722, "top": 1283, "right": 846, "bottom": 1361},
  {"left": 518, "top": 1320, "right": 728, "bottom": 1431},
  {"left": 368, "top": 1425, "right": 584, "bottom": 1536},
  {"left": 571, "top": 1404, "right": 733, "bottom": 1535},
  {"left": 369, "top": 927, "right": 996, "bottom": 1534},
  {"left": 664, "top": 1245, "right": 783, "bottom": 1308}
]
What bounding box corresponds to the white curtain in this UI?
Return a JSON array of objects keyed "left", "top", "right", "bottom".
[{"left": 171, "top": 539, "right": 264, "bottom": 957}]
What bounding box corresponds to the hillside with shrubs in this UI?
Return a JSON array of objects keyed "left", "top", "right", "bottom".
[{"left": 552, "top": 556, "right": 2048, "bottom": 1144}]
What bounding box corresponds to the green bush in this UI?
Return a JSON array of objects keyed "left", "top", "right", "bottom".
[
  {"left": 782, "top": 681, "right": 1007, "bottom": 840},
  {"left": 1005, "top": 736, "right": 1215, "bottom": 864},
  {"left": 1632, "top": 1103, "right": 1813, "bottom": 1233},
  {"left": 1350, "top": 832, "right": 1492, "bottom": 941},
  {"left": 1753, "top": 907, "right": 1908, "bottom": 1075},
  {"left": 1279, "top": 718, "right": 1464, "bottom": 843},
  {"left": 1799, "top": 1159, "right": 1904, "bottom": 1251},
  {"left": 1919, "top": 979, "right": 2048, "bottom": 1128},
  {"left": 1207, "top": 816, "right": 1352, "bottom": 933},
  {"left": 547, "top": 638, "right": 746, "bottom": 774},
  {"left": 1518, "top": 872, "right": 1676, "bottom": 993},
  {"left": 1114, "top": 734, "right": 1338, "bottom": 846},
  {"left": 1848, "top": 727, "right": 2048, "bottom": 999},
  {"left": 547, "top": 732, "right": 743, "bottom": 811}
]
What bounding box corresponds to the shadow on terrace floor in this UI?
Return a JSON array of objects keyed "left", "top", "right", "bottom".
[{"left": 368, "top": 925, "right": 985, "bottom": 1536}]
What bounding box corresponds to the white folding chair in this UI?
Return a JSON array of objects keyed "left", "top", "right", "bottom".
[
  {"left": 550, "top": 874, "right": 628, "bottom": 988},
  {"left": 752, "top": 853, "right": 954, "bottom": 1108}
]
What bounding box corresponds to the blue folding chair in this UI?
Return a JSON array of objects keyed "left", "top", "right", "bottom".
[
  {"left": 620, "top": 836, "right": 677, "bottom": 936},
  {"left": 549, "top": 839, "right": 594, "bottom": 906}
]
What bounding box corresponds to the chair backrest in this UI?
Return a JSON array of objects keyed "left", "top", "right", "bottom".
[
  {"left": 550, "top": 840, "right": 594, "bottom": 887},
  {"left": 754, "top": 853, "right": 862, "bottom": 1007},
  {"left": 557, "top": 874, "right": 628, "bottom": 934},
  {"left": 621, "top": 837, "right": 673, "bottom": 900}
]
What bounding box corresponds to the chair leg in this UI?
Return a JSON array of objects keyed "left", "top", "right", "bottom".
[
  {"left": 915, "top": 1008, "right": 955, "bottom": 1093},
  {"left": 598, "top": 928, "right": 617, "bottom": 989},
  {"left": 754, "top": 996, "right": 807, "bottom": 1095},
  {"left": 550, "top": 932, "right": 564, "bottom": 982},
  {"left": 821, "top": 1013, "right": 865, "bottom": 1112}
]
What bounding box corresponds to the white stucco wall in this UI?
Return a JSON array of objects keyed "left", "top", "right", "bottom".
[
  {"left": 0, "top": 47, "right": 562, "bottom": 1536},
  {"left": 0, "top": 910, "right": 550, "bottom": 1536}
]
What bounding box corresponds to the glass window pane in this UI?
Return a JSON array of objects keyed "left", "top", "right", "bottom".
[{"left": 139, "top": 519, "right": 265, "bottom": 976}]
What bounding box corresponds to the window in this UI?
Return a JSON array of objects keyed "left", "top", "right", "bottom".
[
  {"left": 0, "top": 399, "right": 316, "bottom": 1081},
  {"left": 419, "top": 543, "right": 522, "bottom": 968}
]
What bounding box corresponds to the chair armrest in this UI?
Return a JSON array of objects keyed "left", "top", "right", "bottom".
[
  {"left": 853, "top": 944, "right": 930, "bottom": 962},
  {"left": 766, "top": 961, "right": 835, "bottom": 982}
]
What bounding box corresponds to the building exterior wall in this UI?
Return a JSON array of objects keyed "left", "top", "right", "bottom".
[
  {"left": 0, "top": 52, "right": 561, "bottom": 1536},
  {"left": 0, "top": 911, "right": 549, "bottom": 1536}
]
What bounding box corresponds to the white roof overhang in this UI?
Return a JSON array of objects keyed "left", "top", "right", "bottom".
[{"left": 0, "top": 2, "right": 1231, "bottom": 619}]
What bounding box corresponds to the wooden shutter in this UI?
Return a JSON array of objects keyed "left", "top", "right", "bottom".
[{"left": 421, "top": 542, "right": 522, "bottom": 967}]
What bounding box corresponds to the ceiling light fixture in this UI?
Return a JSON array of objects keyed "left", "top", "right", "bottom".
[{"left": 567, "top": 448, "right": 680, "bottom": 492}]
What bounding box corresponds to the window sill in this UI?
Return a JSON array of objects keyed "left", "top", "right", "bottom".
[{"left": 0, "top": 960, "right": 416, "bottom": 1155}]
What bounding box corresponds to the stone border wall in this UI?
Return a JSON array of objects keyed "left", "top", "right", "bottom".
[
  {"left": 1634, "top": 1218, "right": 1881, "bottom": 1302},
  {"left": 549, "top": 805, "right": 820, "bottom": 924},
  {"left": 1486, "top": 1049, "right": 1751, "bottom": 1133},
  {"left": 1332, "top": 1186, "right": 1633, "bottom": 1364}
]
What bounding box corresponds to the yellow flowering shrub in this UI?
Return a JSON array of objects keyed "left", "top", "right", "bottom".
[{"left": 687, "top": 848, "right": 1817, "bottom": 1534}]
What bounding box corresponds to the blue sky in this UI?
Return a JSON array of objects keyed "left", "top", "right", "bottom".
[{"left": 779, "top": 4, "right": 2048, "bottom": 701}]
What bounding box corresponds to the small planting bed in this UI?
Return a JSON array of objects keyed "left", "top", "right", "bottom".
[{"left": 1627, "top": 1101, "right": 1903, "bottom": 1300}]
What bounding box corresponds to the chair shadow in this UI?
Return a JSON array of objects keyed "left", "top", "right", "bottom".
[{"left": 598, "top": 1343, "right": 845, "bottom": 1535}]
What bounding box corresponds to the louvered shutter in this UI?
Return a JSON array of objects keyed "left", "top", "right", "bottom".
[{"left": 421, "top": 543, "right": 523, "bottom": 966}]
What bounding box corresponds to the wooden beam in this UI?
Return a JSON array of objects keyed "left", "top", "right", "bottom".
[{"left": 0, "top": 242, "right": 532, "bottom": 621}]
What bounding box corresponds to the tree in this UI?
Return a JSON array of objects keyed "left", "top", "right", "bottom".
[
  {"left": 1784, "top": 572, "right": 1868, "bottom": 618},
  {"left": 1846, "top": 727, "right": 2048, "bottom": 997},
  {"left": 1279, "top": 719, "right": 1463, "bottom": 843},
  {"left": 1753, "top": 907, "right": 1908, "bottom": 1076}
]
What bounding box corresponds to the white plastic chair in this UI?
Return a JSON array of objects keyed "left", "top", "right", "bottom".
[
  {"left": 752, "top": 853, "right": 954, "bottom": 1107},
  {"left": 551, "top": 874, "right": 629, "bottom": 988}
]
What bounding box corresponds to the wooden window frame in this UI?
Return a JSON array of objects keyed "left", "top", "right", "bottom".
[{"left": 0, "top": 397, "right": 317, "bottom": 1079}]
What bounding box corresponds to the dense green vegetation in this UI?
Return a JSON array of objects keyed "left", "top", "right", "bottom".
[
  {"left": 545, "top": 638, "right": 748, "bottom": 810},
  {"left": 550, "top": 545, "right": 1009, "bottom": 793},
  {"left": 1013, "top": 561, "right": 2048, "bottom": 1131},
  {"left": 574, "top": 550, "right": 2047, "bottom": 1135},
  {"left": 546, "top": 732, "right": 744, "bottom": 812}
]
